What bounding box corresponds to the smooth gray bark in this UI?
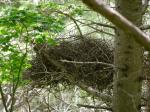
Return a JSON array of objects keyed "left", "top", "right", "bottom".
[
  {"left": 144, "top": 52, "right": 150, "bottom": 112},
  {"left": 113, "top": 0, "right": 143, "bottom": 112}
]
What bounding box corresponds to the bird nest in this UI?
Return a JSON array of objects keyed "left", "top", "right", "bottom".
[{"left": 24, "top": 37, "right": 114, "bottom": 91}]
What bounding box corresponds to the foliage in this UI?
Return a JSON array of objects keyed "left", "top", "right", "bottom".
[
  {"left": 0, "top": 1, "right": 85, "bottom": 111},
  {"left": 0, "top": 1, "right": 83, "bottom": 84},
  {"left": 0, "top": 1, "right": 116, "bottom": 112}
]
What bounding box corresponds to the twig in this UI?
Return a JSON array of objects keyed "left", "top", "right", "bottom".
[
  {"left": 40, "top": 51, "right": 112, "bottom": 102},
  {"left": 74, "top": 19, "right": 115, "bottom": 36},
  {"left": 77, "top": 104, "right": 112, "bottom": 111},
  {"left": 89, "top": 21, "right": 115, "bottom": 30},
  {"left": 140, "top": 25, "right": 150, "bottom": 30},
  {"left": 0, "top": 84, "right": 9, "bottom": 112},
  {"left": 60, "top": 59, "right": 115, "bottom": 68},
  {"left": 74, "top": 81, "right": 112, "bottom": 102},
  {"left": 10, "top": 23, "right": 28, "bottom": 112},
  {"left": 77, "top": 18, "right": 116, "bottom": 29}
]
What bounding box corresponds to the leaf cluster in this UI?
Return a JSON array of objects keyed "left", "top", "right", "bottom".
[{"left": 0, "top": 1, "right": 84, "bottom": 84}]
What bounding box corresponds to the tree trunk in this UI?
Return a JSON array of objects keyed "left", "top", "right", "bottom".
[
  {"left": 146, "top": 80, "right": 150, "bottom": 112},
  {"left": 113, "top": 0, "right": 143, "bottom": 112},
  {"left": 144, "top": 52, "right": 150, "bottom": 112}
]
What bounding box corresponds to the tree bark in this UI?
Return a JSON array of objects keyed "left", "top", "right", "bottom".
[
  {"left": 144, "top": 52, "right": 150, "bottom": 112},
  {"left": 113, "top": 0, "right": 143, "bottom": 112},
  {"left": 146, "top": 80, "right": 150, "bottom": 112}
]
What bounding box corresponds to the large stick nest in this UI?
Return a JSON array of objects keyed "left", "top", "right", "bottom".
[{"left": 24, "top": 37, "right": 114, "bottom": 90}]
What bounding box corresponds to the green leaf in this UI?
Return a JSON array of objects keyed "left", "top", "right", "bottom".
[{"left": 47, "top": 38, "right": 57, "bottom": 46}]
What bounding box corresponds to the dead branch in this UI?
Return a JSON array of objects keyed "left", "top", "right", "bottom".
[
  {"left": 60, "top": 59, "right": 115, "bottom": 68},
  {"left": 77, "top": 104, "right": 112, "bottom": 111}
]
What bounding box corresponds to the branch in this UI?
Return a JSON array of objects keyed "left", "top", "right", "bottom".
[
  {"left": 75, "top": 19, "right": 115, "bottom": 36},
  {"left": 0, "top": 84, "right": 9, "bottom": 112},
  {"left": 73, "top": 18, "right": 115, "bottom": 36},
  {"left": 74, "top": 81, "right": 112, "bottom": 102},
  {"left": 57, "top": 11, "right": 83, "bottom": 37},
  {"left": 37, "top": 50, "right": 112, "bottom": 102},
  {"left": 81, "top": 0, "right": 150, "bottom": 51},
  {"left": 140, "top": 25, "right": 150, "bottom": 30},
  {"left": 89, "top": 21, "right": 116, "bottom": 29},
  {"left": 77, "top": 104, "right": 112, "bottom": 111},
  {"left": 60, "top": 59, "right": 115, "bottom": 68},
  {"left": 78, "top": 18, "right": 116, "bottom": 29}
]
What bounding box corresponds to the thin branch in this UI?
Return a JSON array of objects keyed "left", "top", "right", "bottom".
[
  {"left": 89, "top": 21, "right": 116, "bottom": 30},
  {"left": 60, "top": 59, "right": 115, "bottom": 68},
  {"left": 0, "top": 84, "right": 9, "bottom": 112},
  {"left": 38, "top": 51, "right": 112, "bottom": 102},
  {"left": 75, "top": 19, "right": 115, "bottom": 36},
  {"left": 77, "top": 104, "right": 112, "bottom": 111},
  {"left": 140, "top": 25, "right": 150, "bottom": 30},
  {"left": 69, "top": 18, "right": 115, "bottom": 36},
  {"left": 59, "top": 11, "right": 83, "bottom": 37},
  {"left": 74, "top": 81, "right": 112, "bottom": 102},
  {"left": 42, "top": 8, "right": 115, "bottom": 37},
  {"left": 51, "top": 10, "right": 84, "bottom": 37},
  {"left": 78, "top": 18, "right": 116, "bottom": 29},
  {"left": 10, "top": 23, "right": 28, "bottom": 112},
  {"left": 81, "top": 0, "right": 150, "bottom": 51},
  {"left": 26, "top": 97, "right": 31, "bottom": 112}
]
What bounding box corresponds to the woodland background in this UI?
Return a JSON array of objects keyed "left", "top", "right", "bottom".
[{"left": 0, "top": 0, "right": 150, "bottom": 112}]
